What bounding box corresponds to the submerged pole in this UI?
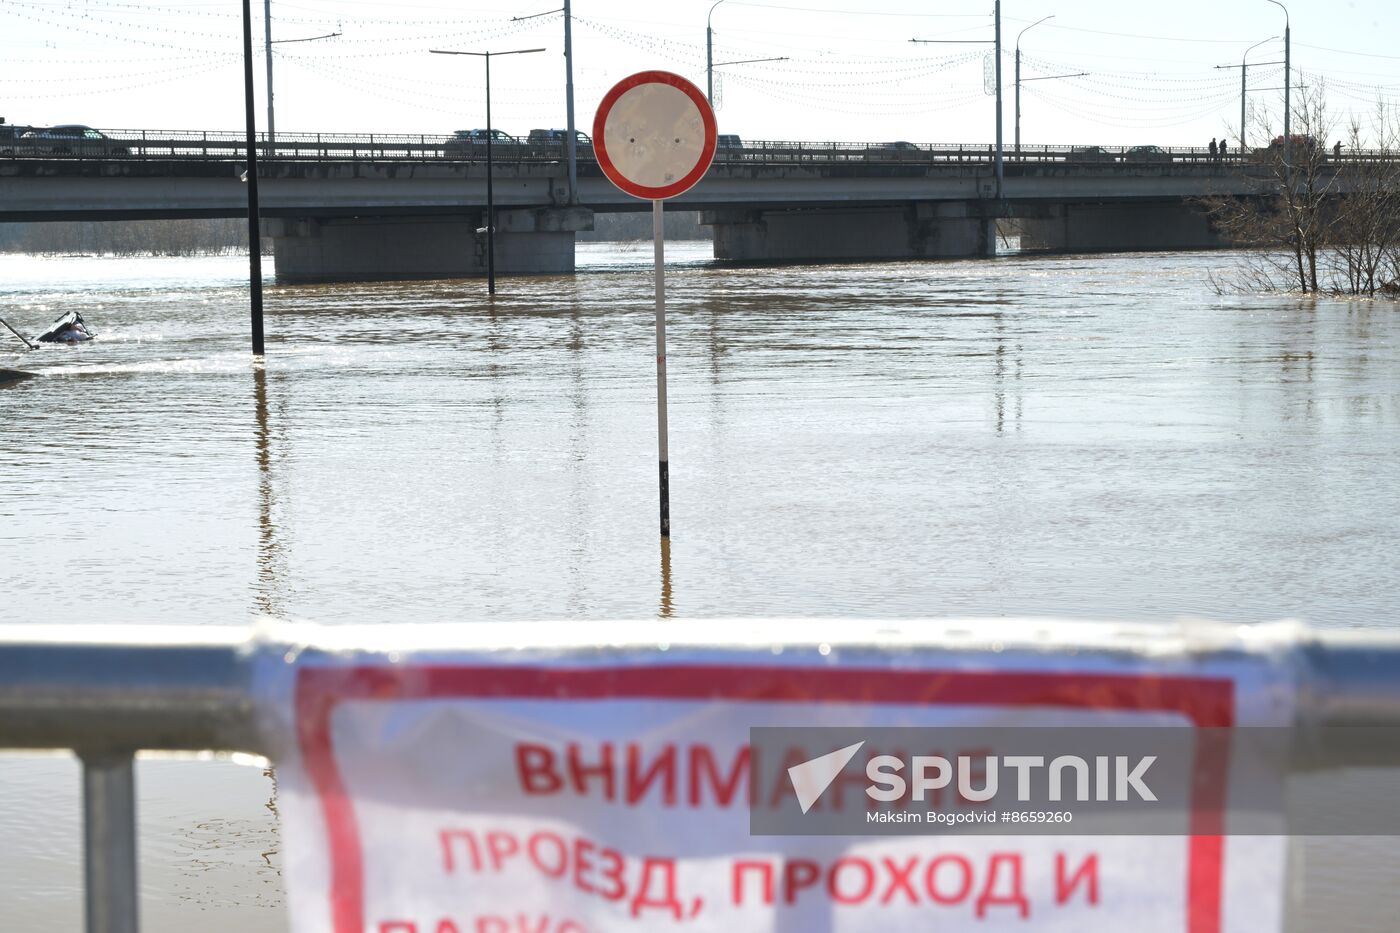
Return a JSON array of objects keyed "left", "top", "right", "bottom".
[
  {"left": 242, "top": 0, "right": 265, "bottom": 355},
  {"left": 653, "top": 198, "right": 670, "bottom": 539}
]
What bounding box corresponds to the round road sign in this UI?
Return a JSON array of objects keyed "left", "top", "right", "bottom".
[{"left": 592, "top": 71, "right": 718, "bottom": 201}]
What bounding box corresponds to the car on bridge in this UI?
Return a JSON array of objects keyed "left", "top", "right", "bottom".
[
  {"left": 1069, "top": 145, "right": 1115, "bottom": 162},
  {"left": 17, "top": 125, "right": 130, "bottom": 157},
  {"left": 526, "top": 128, "right": 591, "bottom": 151},
  {"left": 1123, "top": 145, "right": 1172, "bottom": 163},
  {"left": 0, "top": 120, "right": 32, "bottom": 157},
  {"left": 0, "top": 118, "right": 34, "bottom": 156},
  {"left": 866, "top": 140, "right": 925, "bottom": 162},
  {"left": 443, "top": 129, "right": 524, "bottom": 159}
]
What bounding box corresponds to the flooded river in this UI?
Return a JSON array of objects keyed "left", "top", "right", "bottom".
[{"left": 1, "top": 243, "right": 1398, "bottom": 929}]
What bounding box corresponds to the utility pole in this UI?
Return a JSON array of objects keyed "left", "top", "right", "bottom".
[
  {"left": 263, "top": 0, "right": 273, "bottom": 152},
  {"left": 993, "top": 0, "right": 1003, "bottom": 198},
  {"left": 706, "top": 0, "right": 727, "bottom": 105},
  {"left": 431, "top": 47, "right": 545, "bottom": 296},
  {"left": 1266, "top": 0, "right": 1291, "bottom": 178},
  {"left": 564, "top": 0, "right": 577, "bottom": 203},
  {"left": 1214, "top": 37, "right": 1280, "bottom": 151}
]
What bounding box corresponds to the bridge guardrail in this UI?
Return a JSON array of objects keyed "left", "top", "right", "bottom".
[{"left": 0, "top": 129, "right": 1391, "bottom": 169}]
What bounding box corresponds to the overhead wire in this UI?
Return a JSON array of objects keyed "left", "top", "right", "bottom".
[
  {"left": 4, "top": 0, "right": 1396, "bottom": 143},
  {"left": 1023, "top": 84, "right": 1243, "bottom": 130}
]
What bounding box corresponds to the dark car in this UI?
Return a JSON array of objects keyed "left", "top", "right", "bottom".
[
  {"left": 17, "top": 125, "right": 130, "bottom": 157},
  {"left": 527, "top": 128, "right": 591, "bottom": 150},
  {"left": 1070, "top": 145, "right": 1115, "bottom": 162},
  {"left": 443, "top": 129, "right": 523, "bottom": 158},
  {"left": 867, "top": 140, "right": 924, "bottom": 161},
  {"left": 0, "top": 119, "right": 32, "bottom": 156},
  {"left": 1123, "top": 144, "right": 1171, "bottom": 163}
]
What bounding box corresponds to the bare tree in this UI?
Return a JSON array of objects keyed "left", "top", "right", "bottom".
[
  {"left": 0, "top": 218, "right": 258, "bottom": 256},
  {"left": 1206, "top": 81, "right": 1400, "bottom": 297}
]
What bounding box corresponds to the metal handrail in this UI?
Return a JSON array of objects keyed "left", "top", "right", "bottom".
[{"left": 6, "top": 620, "right": 1400, "bottom": 760}]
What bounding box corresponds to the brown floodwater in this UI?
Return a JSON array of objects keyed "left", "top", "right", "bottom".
[{"left": 1, "top": 243, "right": 1398, "bottom": 929}]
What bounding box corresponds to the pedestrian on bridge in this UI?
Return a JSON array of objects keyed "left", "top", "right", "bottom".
[
  {"left": 1209, "top": 138, "right": 1218, "bottom": 161},
  {"left": 1219, "top": 139, "right": 1228, "bottom": 160},
  {"left": 1334, "top": 140, "right": 1343, "bottom": 161}
]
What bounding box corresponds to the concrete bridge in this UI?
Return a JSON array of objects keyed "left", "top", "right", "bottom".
[{"left": 0, "top": 129, "right": 1364, "bottom": 282}]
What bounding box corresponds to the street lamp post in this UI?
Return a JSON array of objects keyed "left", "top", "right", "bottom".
[
  {"left": 1215, "top": 37, "right": 1279, "bottom": 152},
  {"left": 1265, "top": 0, "right": 1291, "bottom": 177},
  {"left": 564, "top": 0, "right": 577, "bottom": 203},
  {"left": 431, "top": 47, "right": 546, "bottom": 296},
  {"left": 706, "top": 0, "right": 727, "bottom": 105},
  {"left": 264, "top": 0, "right": 273, "bottom": 150},
  {"left": 1015, "top": 15, "right": 1053, "bottom": 153}
]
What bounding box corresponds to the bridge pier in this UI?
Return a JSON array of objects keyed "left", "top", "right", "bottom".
[
  {"left": 264, "top": 208, "right": 593, "bottom": 284},
  {"left": 1013, "top": 201, "right": 1222, "bottom": 253},
  {"left": 701, "top": 202, "right": 997, "bottom": 263}
]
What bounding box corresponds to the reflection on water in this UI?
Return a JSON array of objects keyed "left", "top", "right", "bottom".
[
  {"left": 659, "top": 536, "right": 674, "bottom": 619},
  {"left": 1, "top": 245, "right": 1399, "bottom": 627},
  {"left": 253, "top": 363, "right": 285, "bottom": 619}
]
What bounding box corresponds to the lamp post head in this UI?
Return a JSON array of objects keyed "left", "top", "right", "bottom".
[
  {"left": 1244, "top": 35, "right": 1279, "bottom": 62},
  {"left": 708, "top": 0, "right": 727, "bottom": 28},
  {"left": 1016, "top": 14, "right": 1054, "bottom": 53}
]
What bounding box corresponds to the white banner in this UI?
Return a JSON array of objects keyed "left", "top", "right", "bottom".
[{"left": 264, "top": 620, "right": 1296, "bottom": 933}]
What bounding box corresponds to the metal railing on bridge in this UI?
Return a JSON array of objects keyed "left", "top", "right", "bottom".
[{"left": 1, "top": 127, "right": 1390, "bottom": 168}]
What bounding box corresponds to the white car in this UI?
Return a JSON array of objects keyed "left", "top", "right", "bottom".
[{"left": 18, "top": 125, "right": 130, "bottom": 157}]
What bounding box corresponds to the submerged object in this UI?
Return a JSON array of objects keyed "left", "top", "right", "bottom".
[
  {"left": 36, "top": 310, "right": 93, "bottom": 344},
  {"left": 0, "top": 368, "right": 36, "bottom": 385}
]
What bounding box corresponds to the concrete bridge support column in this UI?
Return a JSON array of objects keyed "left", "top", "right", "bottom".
[
  {"left": 264, "top": 208, "right": 592, "bottom": 283},
  {"left": 701, "top": 202, "right": 996, "bottom": 263},
  {"left": 1015, "top": 201, "right": 1221, "bottom": 253}
]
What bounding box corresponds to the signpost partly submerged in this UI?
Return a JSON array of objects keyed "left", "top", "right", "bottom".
[{"left": 592, "top": 71, "right": 717, "bottom": 539}]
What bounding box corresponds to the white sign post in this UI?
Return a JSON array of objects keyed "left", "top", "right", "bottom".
[{"left": 592, "top": 71, "right": 717, "bottom": 539}]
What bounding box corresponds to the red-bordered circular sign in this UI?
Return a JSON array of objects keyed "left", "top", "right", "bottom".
[{"left": 592, "top": 70, "right": 718, "bottom": 200}]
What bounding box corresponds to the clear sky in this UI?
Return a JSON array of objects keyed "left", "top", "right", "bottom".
[{"left": 2, "top": 0, "right": 1397, "bottom": 148}]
